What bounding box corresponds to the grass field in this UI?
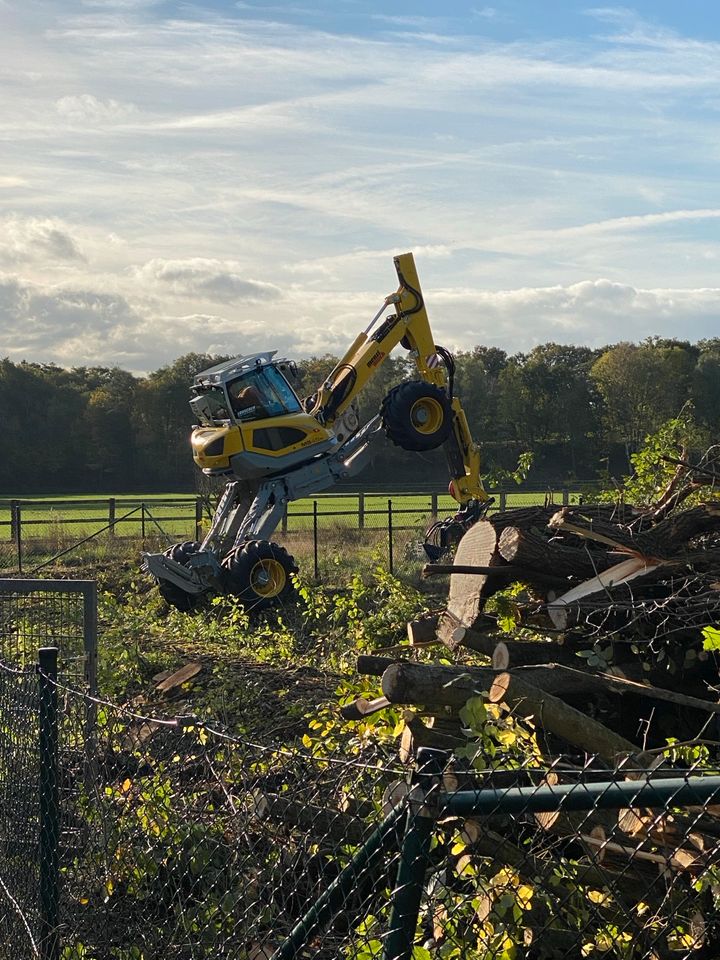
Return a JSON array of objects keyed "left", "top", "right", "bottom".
[{"left": 0, "top": 488, "right": 581, "bottom": 543}]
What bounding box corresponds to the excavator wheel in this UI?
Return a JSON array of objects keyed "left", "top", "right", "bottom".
[
  {"left": 380, "top": 381, "right": 453, "bottom": 451},
  {"left": 222, "top": 540, "right": 298, "bottom": 611},
  {"left": 158, "top": 541, "right": 205, "bottom": 612}
]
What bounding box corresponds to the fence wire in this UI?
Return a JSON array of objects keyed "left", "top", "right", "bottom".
[
  {"left": 0, "top": 663, "right": 40, "bottom": 959},
  {"left": 1, "top": 658, "right": 720, "bottom": 959}
]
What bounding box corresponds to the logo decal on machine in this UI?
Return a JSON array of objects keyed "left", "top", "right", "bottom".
[{"left": 367, "top": 350, "right": 385, "bottom": 368}]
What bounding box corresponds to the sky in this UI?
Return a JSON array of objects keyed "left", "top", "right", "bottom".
[{"left": 1, "top": 0, "right": 719, "bottom": 374}]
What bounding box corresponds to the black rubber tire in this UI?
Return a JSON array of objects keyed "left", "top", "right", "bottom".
[
  {"left": 222, "top": 539, "right": 298, "bottom": 611},
  {"left": 157, "top": 541, "right": 205, "bottom": 612},
  {"left": 380, "top": 381, "right": 453, "bottom": 451}
]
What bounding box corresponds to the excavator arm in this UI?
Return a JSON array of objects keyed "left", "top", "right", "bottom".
[{"left": 309, "top": 252, "right": 487, "bottom": 504}]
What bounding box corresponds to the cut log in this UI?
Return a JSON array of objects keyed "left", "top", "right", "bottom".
[
  {"left": 491, "top": 639, "right": 583, "bottom": 670},
  {"left": 407, "top": 614, "right": 439, "bottom": 645},
  {"left": 381, "top": 661, "right": 496, "bottom": 710},
  {"left": 436, "top": 521, "right": 499, "bottom": 645},
  {"left": 488, "top": 671, "right": 652, "bottom": 766},
  {"left": 356, "top": 654, "right": 402, "bottom": 676},
  {"left": 380, "top": 661, "right": 630, "bottom": 712},
  {"left": 252, "top": 792, "right": 369, "bottom": 845},
  {"left": 442, "top": 616, "right": 497, "bottom": 653},
  {"left": 498, "top": 526, "right": 613, "bottom": 580}
]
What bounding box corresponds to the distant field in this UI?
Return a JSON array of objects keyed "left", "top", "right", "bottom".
[{"left": 0, "top": 488, "right": 580, "bottom": 542}]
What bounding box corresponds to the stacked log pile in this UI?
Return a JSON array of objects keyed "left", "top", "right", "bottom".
[{"left": 338, "top": 462, "right": 720, "bottom": 951}]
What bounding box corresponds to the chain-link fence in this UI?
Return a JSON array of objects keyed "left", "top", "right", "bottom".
[{"left": 5, "top": 650, "right": 720, "bottom": 959}]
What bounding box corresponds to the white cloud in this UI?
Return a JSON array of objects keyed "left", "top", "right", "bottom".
[
  {"left": 55, "top": 94, "right": 137, "bottom": 123},
  {"left": 431, "top": 279, "right": 720, "bottom": 349},
  {"left": 0, "top": 217, "right": 85, "bottom": 264},
  {"left": 2, "top": 3, "right": 720, "bottom": 371},
  {"left": 135, "top": 259, "right": 283, "bottom": 304},
  {"left": 3, "top": 270, "right": 720, "bottom": 374}
]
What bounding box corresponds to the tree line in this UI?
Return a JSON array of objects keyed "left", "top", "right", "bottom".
[{"left": 2, "top": 337, "right": 719, "bottom": 494}]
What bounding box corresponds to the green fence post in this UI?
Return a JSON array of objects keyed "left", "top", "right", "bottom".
[
  {"left": 384, "top": 749, "right": 446, "bottom": 960},
  {"left": 270, "top": 804, "right": 406, "bottom": 959},
  {"left": 38, "top": 647, "right": 60, "bottom": 960}
]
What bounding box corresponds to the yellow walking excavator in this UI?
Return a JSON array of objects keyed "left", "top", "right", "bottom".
[{"left": 143, "top": 253, "right": 488, "bottom": 610}]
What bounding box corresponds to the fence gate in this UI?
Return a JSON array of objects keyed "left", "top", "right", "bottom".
[{"left": 0, "top": 579, "right": 97, "bottom": 694}]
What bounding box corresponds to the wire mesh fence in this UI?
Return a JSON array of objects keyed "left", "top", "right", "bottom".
[
  {"left": 5, "top": 649, "right": 720, "bottom": 959},
  {"left": 0, "top": 662, "right": 41, "bottom": 960}
]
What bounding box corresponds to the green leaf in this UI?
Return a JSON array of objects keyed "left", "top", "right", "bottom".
[{"left": 702, "top": 626, "right": 720, "bottom": 651}]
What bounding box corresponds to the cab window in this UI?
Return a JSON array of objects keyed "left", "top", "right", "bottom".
[{"left": 227, "top": 367, "right": 302, "bottom": 422}]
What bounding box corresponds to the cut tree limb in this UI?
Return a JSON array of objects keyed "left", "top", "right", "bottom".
[
  {"left": 407, "top": 614, "right": 439, "bottom": 645},
  {"left": 339, "top": 695, "right": 390, "bottom": 721},
  {"left": 498, "top": 526, "right": 614, "bottom": 580},
  {"left": 488, "top": 671, "right": 653, "bottom": 766}
]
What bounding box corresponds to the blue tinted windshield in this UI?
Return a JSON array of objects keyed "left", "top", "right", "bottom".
[{"left": 227, "top": 366, "right": 301, "bottom": 422}]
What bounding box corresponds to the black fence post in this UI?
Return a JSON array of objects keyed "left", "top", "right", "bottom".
[
  {"left": 195, "top": 498, "right": 204, "bottom": 541},
  {"left": 108, "top": 497, "right": 116, "bottom": 537},
  {"left": 388, "top": 499, "right": 394, "bottom": 575},
  {"left": 358, "top": 492, "right": 365, "bottom": 530},
  {"left": 12, "top": 501, "right": 23, "bottom": 573},
  {"left": 430, "top": 492, "right": 438, "bottom": 518},
  {"left": 313, "top": 500, "right": 319, "bottom": 579},
  {"left": 141, "top": 504, "right": 147, "bottom": 540},
  {"left": 38, "top": 646, "right": 60, "bottom": 960}
]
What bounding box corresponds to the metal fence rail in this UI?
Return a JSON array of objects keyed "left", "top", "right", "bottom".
[{"left": 0, "top": 488, "right": 585, "bottom": 577}]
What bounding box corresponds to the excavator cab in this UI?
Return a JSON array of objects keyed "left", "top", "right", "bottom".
[{"left": 190, "top": 353, "right": 337, "bottom": 478}]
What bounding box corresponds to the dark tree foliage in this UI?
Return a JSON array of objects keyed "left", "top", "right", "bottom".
[{"left": 2, "top": 337, "right": 719, "bottom": 493}]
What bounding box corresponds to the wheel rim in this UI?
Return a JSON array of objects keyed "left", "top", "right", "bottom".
[
  {"left": 249, "top": 558, "right": 287, "bottom": 597},
  {"left": 409, "top": 396, "right": 445, "bottom": 435}
]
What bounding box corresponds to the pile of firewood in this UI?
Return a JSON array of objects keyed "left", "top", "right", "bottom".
[{"left": 344, "top": 450, "right": 720, "bottom": 765}]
